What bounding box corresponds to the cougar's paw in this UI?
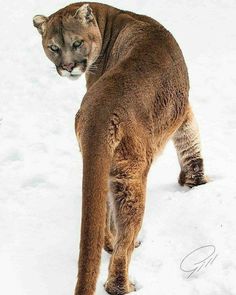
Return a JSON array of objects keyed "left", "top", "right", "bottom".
[
  {"left": 104, "top": 241, "right": 114, "bottom": 254},
  {"left": 135, "top": 240, "right": 142, "bottom": 248},
  {"left": 128, "top": 282, "right": 136, "bottom": 293},
  {"left": 178, "top": 170, "right": 208, "bottom": 188},
  {"left": 104, "top": 235, "right": 114, "bottom": 254},
  {"left": 104, "top": 279, "right": 136, "bottom": 295}
]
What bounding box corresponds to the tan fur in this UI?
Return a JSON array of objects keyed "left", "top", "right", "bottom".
[{"left": 33, "top": 2, "right": 207, "bottom": 295}]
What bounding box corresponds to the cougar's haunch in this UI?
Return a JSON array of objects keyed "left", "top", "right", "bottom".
[{"left": 33, "top": 2, "right": 207, "bottom": 294}]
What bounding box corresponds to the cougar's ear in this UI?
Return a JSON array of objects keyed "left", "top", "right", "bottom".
[
  {"left": 33, "top": 15, "right": 48, "bottom": 35},
  {"left": 74, "top": 4, "right": 95, "bottom": 25}
]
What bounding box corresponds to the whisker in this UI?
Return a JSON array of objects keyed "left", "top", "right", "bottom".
[
  {"left": 86, "top": 69, "right": 97, "bottom": 75},
  {"left": 87, "top": 68, "right": 96, "bottom": 72},
  {"left": 88, "top": 66, "right": 98, "bottom": 70},
  {"left": 88, "top": 65, "right": 98, "bottom": 70}
]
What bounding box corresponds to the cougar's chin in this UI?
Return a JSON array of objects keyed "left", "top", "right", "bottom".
[
  {"left": 57, "top": 66, "right": 84, "bottom": 80},
  {"left": 68, "top": 74, "right": 81, "bottom": 81}
]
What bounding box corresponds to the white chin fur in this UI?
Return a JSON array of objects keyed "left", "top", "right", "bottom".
[
  {"left": 68, "top": 75, "right": 80, "bottom": 81},
  {"left": 60, "top": 67, "right": 83, "bottom": 80},
  {"left": 60, "top": 70, "right": 71, "bottom": 77},
  {"left": 71, "top": 67, "right": 83, "bottom": 76}
]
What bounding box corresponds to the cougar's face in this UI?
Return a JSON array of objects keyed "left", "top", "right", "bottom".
[
  {"left": 42, "top": 24, "right": 102, "bottom": 80},
  {"left": 33, "top": 4, "right": 102, "bottom": 80}
]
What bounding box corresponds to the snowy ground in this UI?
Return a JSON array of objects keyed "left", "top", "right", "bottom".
[{"left": 0, "top": 1, "right": 236, "bottom": 294}]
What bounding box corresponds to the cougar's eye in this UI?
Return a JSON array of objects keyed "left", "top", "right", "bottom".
[
  {"left": 73, "top": 40, "right": 83, "bottom": 49},
  {"left": 49, "top": 45, "right": 59, "bottom": 52}
]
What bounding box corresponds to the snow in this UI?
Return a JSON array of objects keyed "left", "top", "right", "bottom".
[{"left": 0, "top": 1, "right": 236, "bottom": 294}]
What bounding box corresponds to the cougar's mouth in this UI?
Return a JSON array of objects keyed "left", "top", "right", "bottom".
[{"left": 57, "top": 59, "right": 88, "bottom": 80}]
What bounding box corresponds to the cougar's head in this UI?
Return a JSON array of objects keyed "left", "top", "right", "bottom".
[{"left": 33, "top": 4, "right": 102, "bottom": 80}]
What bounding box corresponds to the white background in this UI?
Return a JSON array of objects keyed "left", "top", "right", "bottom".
[{"left": 0, "top": 1, "right": 236, "bottom": 294}]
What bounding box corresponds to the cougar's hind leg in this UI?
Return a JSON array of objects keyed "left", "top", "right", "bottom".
[
  {"left": 172, "top": 109, "right": 208, "bottom": 187},
  {"left": 104, "top": 200, "right": 116, "bottom": 254},
  {"left": 105, "top": 165, "right": 147, "bottom": 295},
  {"left": 104, "top": 197, "right": 141, "bottom": 254}
]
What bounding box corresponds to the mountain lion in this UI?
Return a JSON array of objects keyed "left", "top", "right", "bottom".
[{"left": 33, "top": 2, "right": 207, "bottom": 295}]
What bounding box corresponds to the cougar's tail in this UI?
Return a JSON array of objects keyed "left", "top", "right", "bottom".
[{"left": 75, "top": 128, "right": 113, "bottom": 295}]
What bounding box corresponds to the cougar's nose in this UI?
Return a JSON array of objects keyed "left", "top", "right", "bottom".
[{"left": 62, "top": 63, "right": 75, "bottom": 72}]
